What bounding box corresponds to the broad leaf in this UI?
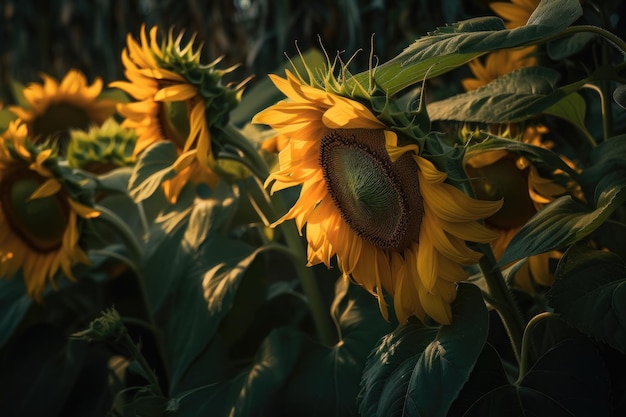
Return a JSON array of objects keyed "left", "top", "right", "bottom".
[
  {"left": 547, "top": 244, "right": 626, "bottom": 353},
  {"left": 128, "top": 141, "right": 177, "bottom": 202},
  {"left": 454, "top": 336, "right": 610, "bottom": 416},
  {"left": 279, "top": 278, "right": 396, "bottom": 417},
  {"left": 428, "top": 67, "right": 589, "bottom": 124},
  {"left": 359, "top": 283, "right": 488, "bottom": 417},
  {"left": 350, "top": 0, "right": 583, "bottom": 95},
  {"left": 174, "top": 327, "right": 304, "bottom": 417},
  {"left": 0, "top": 326, "right": 88, "bottom": 417},
  {"left": 498, "top": 171, "right": 626, "bottom": 266},
  {"left": 0, "top": 275, "right": 31, "bottom": 347}
]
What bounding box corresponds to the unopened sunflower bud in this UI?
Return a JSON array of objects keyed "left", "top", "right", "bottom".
[{"left": 72, "top": 308, "right": 126, "bottom": 342}]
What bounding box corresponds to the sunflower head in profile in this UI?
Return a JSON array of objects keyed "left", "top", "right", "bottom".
[
  {"left": 67, "top": 118, "right": 137, "bottom": 175},
  {"left": 8, "top": 69, "right": 118, "bottom": 153},
  {"left": 463, "top": 123, "right": 580, "bottom": 290},
  {"left": 253, "top": 70, "right": 502, "bottom": 325},
  {"left": 110, "top": 25, "right": 247, "bottom": 203},
  {"left": 0, "top": 120, "right": 100, "bottom": 299}
]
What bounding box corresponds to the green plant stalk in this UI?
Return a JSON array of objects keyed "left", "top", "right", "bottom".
[
  {"left": 515, "top": 311, "right": 554, "bottom": 384},
  {"left": 221, "top": 124, "right": 337, "bottom": 346},
  {"left": 93, "top": 204, "right": 172, "bottom": 383},
  {"left": 122, "top": 331, "right": 164, "bottom": 396},
  {"left": 477, "top": 243, "right": 525, "bottom": 364}
]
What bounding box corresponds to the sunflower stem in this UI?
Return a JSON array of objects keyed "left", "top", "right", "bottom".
[
  {"left": 228, "top": 129, "right": 336, "bottom": 346},
  {"left": 93, "top": 204, "right": 172, "bottom": 384},
  {"left": 477, "top": 243, "right": 525, "bottom": 365}
]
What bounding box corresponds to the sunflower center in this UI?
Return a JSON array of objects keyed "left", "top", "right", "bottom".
[
  {"left": 319, "top": 129, "right": 423, "bottom": 251},
  {"left": 159, "top": 100, "right": 190, "bottom": 150},
  {"left": 31, "top": 103, "right": 91, "bottom": 152},
  {"left": 0, "top": 171, "right": 69, "bottom": 253},
  {"left": 466, "top": 154, "right": 536, "bottom": 230}
]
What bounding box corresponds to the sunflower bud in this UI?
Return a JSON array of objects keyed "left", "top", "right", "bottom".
[
  {"left": 67, "top": 118, "right": 136, "bottom": 174},
  {"left": 72, "top": 308, "right": 126, "bottom": 342}
]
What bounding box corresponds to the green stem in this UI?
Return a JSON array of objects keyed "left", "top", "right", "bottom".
[
  {"left": 93, "top": 204, "right": 171, "bottom": 383},
  {"left": 582, "top": 83, "right": 611, "bottom": 142},
  {"left": 222, "top": 124, "right": 336, "bottom": 346},
  {"left": 477, "top": 243, "right": 526, "bottom": 365},
  {"left": 515, "top": 311, "right": 554, "bottom": 384},
  {"left": 537, "top": 25, "right": 626, "bottom": 57},
  {"left": 94, "top": 205, "right": 143, "bottom": 262},
  {"left": 122, "top": 331, "right": 163, "bottom": 396}
]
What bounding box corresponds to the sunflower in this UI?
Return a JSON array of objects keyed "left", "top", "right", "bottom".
[
  {"left": 8, "top": 69, "right": 117, "bottom": 151},
  {"left": 490, "top": 0, "right": 540, "bottom": 29},
  {"left": 253, "top": 71, "right": 502, "bottom": 324},
  {"left": 110, "top": 25, "right": 243, "bottom": 203},
  {"left": 0, "top": 120, "right": 99, "bottom": 299},
  {"left": 464, "top": 124, "right": 578, "bottom": 290}
]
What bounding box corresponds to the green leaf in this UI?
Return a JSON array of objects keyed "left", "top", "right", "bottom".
[
  {"left": 350, "top": 0, "right": 582, "bottom": 95},
  {"left": 0, "top": 108, "right": 17, "bottom": 133},
  {"left": 174, "top": 327, "right": 303, "bottom": 417},
  {"left": 0, "top": 275, "right": 31, "bottom": 347},
  {"left": 498, "top": 171, "right": 626, "bottom": 266},
  {"left": 547, "top": 244, "right": 626, "bottom": 353},
  {"left": 128, "top": 141, "right": 177, "bottom": 202},
  {"left": 183, "top": 183, "right": 237, "bottom": 249},
  {"left": 221, "top": 328, "right": 304, "bottom": 417},
  {"left": 547, "top": 32, "right": 596, "bottom": 60},
  {"left": 359, "top": 283, "right": 488, "bottom": 417},
  {"left": 428, "top": 67, "right": 560, "bottom": 123},
  {"left": 542, "top": 91, "right": 593, "bottom": 140},
  {"left": 94, "top": 166, "right": 133, "bottom": 194},
  {"left": 581, "top": 135, "right": 626, "bottom": 193},
  {"left": 280, "top": 278, "right": 396, "bottom": 416},
  {"left": 1, "top": 326, "right": 88, "bottom": 416},
  {"left": 454, "top": 336, "right": 610, "bottom": 416},
  {"left": 427, "top": 67, "right": 589, "bottom": 124},
  {"left": 141, "top": 188, "right": 267, "bottom": 392},
  {"left": 465, "top": 136, "right": 580, "bottom": 180}
]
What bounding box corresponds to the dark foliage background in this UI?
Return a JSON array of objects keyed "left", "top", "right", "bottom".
[{"left": 0, "top": 0, "right": 501, "bottom": 104}]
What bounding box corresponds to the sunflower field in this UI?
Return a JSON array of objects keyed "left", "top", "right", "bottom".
[{"left": 1, "top": 0, "right": 625, "bottom": 416}]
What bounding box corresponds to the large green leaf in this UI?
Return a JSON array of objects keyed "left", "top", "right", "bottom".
[
  {"left": 448, "top": 335, "right": 610, "bottom": 417},
  {"left": 1, "top": 326, "right": 88, "bottom": 417},
  {"left": 498, "top": 171, "right": 626, "bottom": 266},
  {"left": 359, "top": 283, "right": 488, "bottom": 417},
  {"left": 581, "top": 134, "right": 626, "bottom": 194},
  {"left": 174, "top": 327, "right": 304, "bottom": 417},
  {"left": 350, "top": 0, "right": 582, "bottom": 95},
  {"left": 547, "top": 244, "right": 626, "bottom": 353},
  {"left": 141, "top": 186, "right": 271, "bottom": 392},
  {"left": 128, "top": 141, "right": 177, "bottom": 202},
  {"left": 0, "top": 275, "right": 31, "bottom": 347},
  {"left": 428, "top": 67, "right": 561, "bottom": 122},
  {"left": 428, "top": 66, "right": 590, "bottom": 127},
  {"left": 279, "top": 278, "right": 396, "bottom": 417}
]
